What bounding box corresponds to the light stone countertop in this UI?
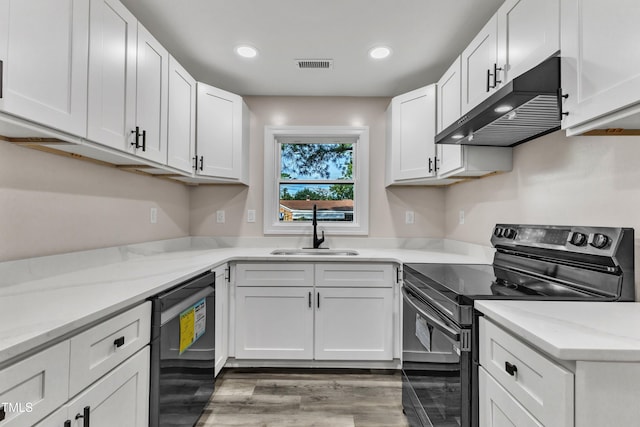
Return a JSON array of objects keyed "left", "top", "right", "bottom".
[
  {"left": 0, "top": 240, "right": 491, "bottom": 366},
  {"left": 475, "top": 300, "right": 640, "bottom": 362}
]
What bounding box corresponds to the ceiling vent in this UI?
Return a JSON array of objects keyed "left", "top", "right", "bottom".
[{"left": 295, "top": 59, "right": 333, "bottom": 70}]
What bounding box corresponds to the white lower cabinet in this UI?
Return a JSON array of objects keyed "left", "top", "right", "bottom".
[
  {"left": 234, "top": 262, "right": 396, "bottom": 362},
  {"left": 214, "top": 264, "right": 229, "bottom": 376},
  {"left": 235, "top": 286, "right": 315, "bottom": 359},
  {"left": 479, "top": 317, "right": 573, "bottom": 427},
  {"left": 479, "top": 368, "right": 543, "bottom": 427},
  {"left": 36, "top": 346, "right": 150, "bottom": 427},
  {"left": 315, "top": 287, "right": 393, "bottom": 360},
  {"left": 1, "top": 302, "right": 151, "bottom": 427}
]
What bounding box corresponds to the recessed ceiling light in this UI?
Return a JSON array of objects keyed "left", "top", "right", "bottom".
[
  {"left": 452, "top": 134, "right": 464, "bottom": 140},
  {"left": 235, "top": 45, "right": 258, "bottom": 58},
  {"left": 369, "top": 46, "right": 391, "bottom": 59},
  {"left": 494, "top": 105, "right": 513, "bottom": 113}
]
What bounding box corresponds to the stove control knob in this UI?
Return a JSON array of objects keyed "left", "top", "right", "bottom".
[
  {"left": 494, "top": 227, "right": 503, "bottom": 238},
  {"left": 503, "top": 228, "right": 517, "bottom": 239},
  {"left": 569, "top": 232, "right": 587, "bottom": 246},
  {"left": 590, "top": 233, "right": 610, "bottom": 249}
]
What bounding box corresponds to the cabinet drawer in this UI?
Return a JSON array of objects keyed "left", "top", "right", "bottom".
[
  {"left": 315, "top": 263, "right": 394, "bottom": 287},
  {"left": 478, "top": 367, "right": 543, "bottom": 427},
  {"left": 0, "top": 341, "right": 70, "bottom": 427},
  {"left": 69, "top": 302, "right": 151, "bottom": 396},
  {"left": 235, "top": 263, "right": 313, "bottom": 287},
  {"left": 479, "top": 318, "right": 573, "bottom": 426}
]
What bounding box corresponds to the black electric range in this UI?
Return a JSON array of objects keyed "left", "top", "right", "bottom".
[{"left": 401, "top": 224, "right": 635, "bottom": 427}]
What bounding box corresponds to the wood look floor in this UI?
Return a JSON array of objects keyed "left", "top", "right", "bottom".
[{"left": 196, "top": 368, "right": 410, "bottom": 427}]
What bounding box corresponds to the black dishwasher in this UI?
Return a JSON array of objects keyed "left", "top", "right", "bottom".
[{"left": 149, "top": 270, "right": 216, "bottom": 427}]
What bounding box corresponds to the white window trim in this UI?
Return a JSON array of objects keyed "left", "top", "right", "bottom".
[{"left": 263, "top": 125, "right": 369, "bottom": 235}]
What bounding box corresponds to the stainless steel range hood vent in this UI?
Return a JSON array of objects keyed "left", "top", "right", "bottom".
[{"left": 436, "top": 57, "right": 561, "bottom": 147}]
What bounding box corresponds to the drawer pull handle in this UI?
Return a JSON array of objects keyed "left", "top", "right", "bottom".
[
  {"left": 0, "top": 404, "right": 5, "bottom": 421},
  {"left": 505, "top": 361, "right": 518, "bottom": 376},
  {"left": 114, "top": 336, "right": 125, "bottom": 348},
  {"left": 75, "top": 406, "right": 90, "bottom": 427},
  {"left": 64, "top": 421, "right": 71, "bottom": 427}
]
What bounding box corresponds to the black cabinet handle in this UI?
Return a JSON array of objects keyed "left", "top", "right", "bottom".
[
  {"left": 493, "top": 63, "right": 503, "bottom": 87},
  {"left": 0, "top": 60, "right": 3, "bottom": 99},
  {"left": 192, "top": 156, "right": 198, "bottom": 170},
  {"left": 64, "top": 421, "right": 71, "bottom": 427},
  {"left": 486, "top": 68, "right": 491, "bottom": 92},
  {"left": 317, "top": 292, "right": 320, "bottom": 309},
  {"left": 130, "top": 126, "right": 141, "bottom": 149},
  {"left": 114, "top": 336, "right": 125, "bottom": 348},
  {"left": 308, "top": 291, "right": 312, "bottom": 308},
  {"left": 75, "top": 406, "right": 90, "bottom": 427},
  {"left": 199, "top": 156, "right": 204, "bottom": 171},
  {"left": 557, "top": 88, "right": 569, "bottom": 120},
  {"left": 428, "top": 157, "right": 433, "bottom": 173},
  {"left": 434, "top": 156, "right": 439, "bottom": 172},
  {"left": 141, "top": 129, "right": 146, "bottom": 152},
  {"left": 0, "top": 404, "right": 5, "bottom": 421},
  {"left": 505, "top": 361, "right": 518, "bottom": 376}
]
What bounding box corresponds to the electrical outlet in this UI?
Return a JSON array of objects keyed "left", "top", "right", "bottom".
[
  {"left": 405, "top": 211, "right": 415, "bottom": 224},
  {"left": 150, "top": 207, "right": 157, "bottom": 224},
  {"left": 459, "top": 210, "right": 465, "bottom": 225},
  {"left": 247, "top": 209, "right": 256, "bottom": 223},
  {"left": 216, "top": 210, "right": 225, "bottom": 223}
]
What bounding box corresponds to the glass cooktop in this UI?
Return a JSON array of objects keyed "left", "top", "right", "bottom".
[{"left": 403, "top": 263, "right": 602, "bottom": 303}]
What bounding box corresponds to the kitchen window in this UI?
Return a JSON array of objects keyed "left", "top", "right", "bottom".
[{"left": 264, "top": 126, "right": 369, "bottom": 235}]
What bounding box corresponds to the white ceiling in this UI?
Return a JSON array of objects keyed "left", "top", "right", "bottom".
[{"left": 120, "top": 0, "right": 504, "bottom": 97}]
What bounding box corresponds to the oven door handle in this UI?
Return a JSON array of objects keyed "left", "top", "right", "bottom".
[{"left": 401, "top": 286, "right": 461, "bottom": 342}]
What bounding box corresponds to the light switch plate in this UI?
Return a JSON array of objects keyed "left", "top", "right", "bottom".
[
  {"left": 459, "top": 210, "right": 465, "bottom": 225},
  {"left": 216, "top": 210, "right": 225, "bottom": 223},
  {"left": 247, "top": 209, "right": 256, "bottom": 223},
  {"left": 150, "top": 207, "right": 157, "bottom": 224}
]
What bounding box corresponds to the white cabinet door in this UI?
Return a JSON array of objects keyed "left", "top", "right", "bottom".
[
  {"left": 497, "top": 0, "right": 559, "bottom": 85},
  {"left": 386, "top": 84, "right": 437, "bottom": 184},
  {"left": 437, "top": 56, "right": 462, "bottom": 133},
  {"left": 0, "top": 0, "right": 88, "bottom": 136},
  {"left": 0, "top": 341, "right": 70, "bottom": 427},
  {"left": 560, "top": 0, "right": 640, "bottom": 130},
  {"left": 461, "top": 15, "right": 499, "bottom": 114},
  {"left": 196, "top": 83, "right": 248, "bottom": 182},
  {"left": 214, "top": 265, "right": 228, "bottom": 376},
  {"left": 314, "top": 287, "right": 393, "bottom": 361},
  {"left": 478, "top": 367, "right": 543, "bottom": 427},
  {"left": 133, "top": 24, "right": 168, "bottom": 163},
  {"left": 235, "top": 286, "right": 314, "bottom": 359},
  {"left": 167, "top": 56, "right": 197, "bottom": 173},
  {"left": 436, "top": 57, "right": 464, "bottom": 177},
  {"left": 66, "top": 347, "right": 149, "bottom": 427},
  {"left": 87, "top": 0, "right": 137, "bottom": 150}
]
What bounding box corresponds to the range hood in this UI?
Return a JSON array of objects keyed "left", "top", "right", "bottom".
[{"left": 436, "top": 57, "right": 561, "bottom": 147}]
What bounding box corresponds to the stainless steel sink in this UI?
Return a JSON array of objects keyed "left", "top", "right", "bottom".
[{"left": 270, "top": 248, "right": 359, "bottom": 256}]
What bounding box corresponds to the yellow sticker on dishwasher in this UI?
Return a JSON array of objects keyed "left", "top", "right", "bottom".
[{"left": 179, "top": 298, "right": 206, "bottom": 355}]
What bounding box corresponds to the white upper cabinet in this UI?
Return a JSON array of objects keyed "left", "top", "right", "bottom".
[
  {"left": 133, "top": 24, "right": 168, "bottom": 163},
  {"left": 167, "top": 56, "right": 197, "bottom": 173},
  {"left": 436, "top": 57, "right": 513, "bottom": 179},
  {"left": 88, "top": 1, "right": 168, "bottom": 164},
  {"left": 0, "top": 0, "right": 89, "bottom": 137},
  {"left": 436, "top": 57, "right": 466, "bottom": 177},
  {"left": 87, "top": 0, "right": 137, "bottom": 151},
  {"left": 385, "top": 84, "right": 438, "bottom": 185},
  {"left": 461, "top": 15, "right": 499, "bottom": 114},
  {"left": 560, "top": 0, "right": 640, "bottom": 134},
  {"left": 497, "top": 0, "right": 559, "bottom": 86},
  {"left": 461, "top": 0, "right": 559, "bottom": 114},
  {"left": 196, "top": 82, "right": 249, "bottom": 183}
]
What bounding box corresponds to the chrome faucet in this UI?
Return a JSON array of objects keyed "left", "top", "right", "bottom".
[{"left": 312, "top": 204, "right": 325, "bottom": 249}]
